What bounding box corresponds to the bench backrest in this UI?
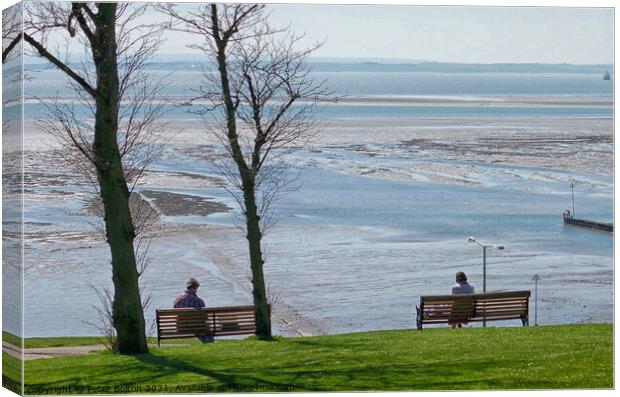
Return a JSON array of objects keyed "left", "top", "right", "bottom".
[
  {"left": 156, "top": 305, "right": 265, "bottom": 343},
  {"left": 156, "top": 307, "right": 212, "bottom": 341},
  {"left": 207, "top": 305, "right": 260, "bottom": 336},
  {"left": 419, "top": 291, "right": 530, "bottom": 325},
  {"left": 471, "top": 291, "right": 530, "bottom": 322}
]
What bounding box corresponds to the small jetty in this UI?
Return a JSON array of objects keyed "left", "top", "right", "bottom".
[
  {"left": 562, "top": 183, "right": 612, "bottom": 233},
  {"left": 563, "top": 213, "right": 613, "bottom": 233}
]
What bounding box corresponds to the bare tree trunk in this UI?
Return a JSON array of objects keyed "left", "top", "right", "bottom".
[
  {"left": 243, "top": 186, "right": 272, "bottom": 338},
  {"left": 91, "top": 3, "right": 147, "bottom": 354}
]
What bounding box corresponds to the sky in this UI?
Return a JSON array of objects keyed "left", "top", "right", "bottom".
[{"left": 160, "top": 4, "right": 614, "bottom": 64}]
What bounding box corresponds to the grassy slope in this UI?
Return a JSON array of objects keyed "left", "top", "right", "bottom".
[
  {"left": 2, "top": 332, "right": 21, "bottom": 348},
  {"left": 14, "top": 324, "right": 613, "bottom": 393},
  {"left": 3, "top": 331, "right": 103, "bottom": 349},
  {"left": 2, "top": 352, "right": 22, "bottom": 394}
]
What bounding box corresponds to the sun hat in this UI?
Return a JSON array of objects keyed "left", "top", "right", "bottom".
[{"left": 186, "top": 278, "right": 200, "bottom": 289}]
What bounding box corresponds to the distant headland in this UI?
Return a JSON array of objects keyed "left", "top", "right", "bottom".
[{"left": 22, "top": 53, "right": 613, "bottom": 74}]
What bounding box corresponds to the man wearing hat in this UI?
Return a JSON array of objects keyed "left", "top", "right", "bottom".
[
  {"left": 173, "top": 278, "right": 213, "bottom": 343},
  {"left": 173, "top": 278, "right": 206, "bottom": 309}
]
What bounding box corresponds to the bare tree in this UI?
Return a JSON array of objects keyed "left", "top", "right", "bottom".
[
  {"left": 22, "top": 2, "right": 168, "bottom": 354},
  {"left": 2, "top": 2, "right": 23, "bottom": 134},
  {"left": 162, "top": 3, "right": 331, "bottom": 339},
  {"left": 2, "top": 4, "right": 22, "bottom": 64}
]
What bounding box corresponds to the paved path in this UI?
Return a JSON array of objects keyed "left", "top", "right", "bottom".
[
  {"left": 2, "top": 341, "right": 106, "bottom": 361},
  {"left": 2, "top": 341, "right": 192, "bottom": 360}
]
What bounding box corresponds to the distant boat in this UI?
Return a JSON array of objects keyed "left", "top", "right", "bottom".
[{"left": 603, "top": 71, "right": 610, "bottom": 80}]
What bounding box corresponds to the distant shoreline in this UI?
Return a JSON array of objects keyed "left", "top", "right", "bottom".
[
  {"left": 22, "top": 94, "right": 614, "bottom": 109},
  {"left": 22, "top": 58, "right": 614, "bottom": 75},
  {"left": 329, "top": 95, "right": 613, "bottom": 108}
]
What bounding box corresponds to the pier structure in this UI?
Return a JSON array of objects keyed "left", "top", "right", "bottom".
[{"left": 563, "top": 213, "right": 613, "bottom": 233}]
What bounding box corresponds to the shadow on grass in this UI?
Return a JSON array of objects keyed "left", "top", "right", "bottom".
[
  {"left": 25, "top": 351, "right": 307, "bottom": 393},
  {"left": 130, "top": 353, "right": 571, "bottom": 391},
  {"left": 22, "top": 330, "right": 612, "bottom": 393},
  {"left": 23, "top": 351, "right": 601, "bottom": 393},
  {"left": 243, "top": 335, "right": 279, "bottom": 342},
  {"left": 133, "top": 352, "right": 291, "bottom": 386}
]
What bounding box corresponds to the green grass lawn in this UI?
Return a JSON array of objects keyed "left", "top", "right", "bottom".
[
  {"left": 2, "top": 332, "right": 194, "bottom": 349},
  {"left": 3, "top": 324, "right": 613, "bottom": 393},
  {"left": 3, "top": 332, "right": 105, "bottom": 349},
  {"left": 2, "top": 352, "right": 22, "bottom": 394}
]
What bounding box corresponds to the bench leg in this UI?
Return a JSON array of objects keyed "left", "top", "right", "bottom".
[
  {"left": 521, "top": 315, "right": 529, "bottom": 327},
  {"left": 416, "top": 305, "right": 423, "bottom": 330}
]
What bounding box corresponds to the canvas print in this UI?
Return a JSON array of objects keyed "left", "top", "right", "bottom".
[{"left": 1, "top": 1, "right": 614, "bottom": 394}]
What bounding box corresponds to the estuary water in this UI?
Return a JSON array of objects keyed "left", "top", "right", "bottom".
[{"left": 8, "top": 67, "right": 614, "bottom": 337}]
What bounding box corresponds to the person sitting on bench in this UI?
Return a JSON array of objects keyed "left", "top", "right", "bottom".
[
  {"left": 450, "top": 271, "right": 475, "bottom": 329},
  {"left": 173, "top": 277, "right": 214, "bottom": 343},
  {"left": 452, "top": 271, "right": 475, "bottom": 295}
]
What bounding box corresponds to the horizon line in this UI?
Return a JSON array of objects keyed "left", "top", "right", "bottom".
[
  {"left": 21, "top": 54, "right": 614, "bottom": 67},
  {"left": 143, "top": 55, "right": 618, "bottom": 66}
]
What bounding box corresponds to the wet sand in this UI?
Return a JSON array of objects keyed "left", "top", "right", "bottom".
[
  {"left": 140, "top": 190, "right": 231, "bottom": 217},
  {"left": 327, "top": 95, "right": 613, "bottom": 108},
  {"left": 8, "top": 109, "right": 614, "bottom": 337}
]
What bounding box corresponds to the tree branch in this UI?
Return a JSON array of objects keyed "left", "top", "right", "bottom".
[
  {"left": 23, "top": 32, "right": 96, "bottom": 97},
  {"left": 70, "top": 3, "right": 95, "bottom": 44},
  {"left": 2, "top": 33, "right": 22, "bottom": 63},
  {"left": 81, "top": 3, "right": 96, "bottom": 21}
]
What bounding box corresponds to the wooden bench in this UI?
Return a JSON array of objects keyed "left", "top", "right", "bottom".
[
  {"left": 416, "top": 291, "right": 530, "bottom": 330},
  {"left": 156, "top": 305, "right": 269, "bottom": 347}
]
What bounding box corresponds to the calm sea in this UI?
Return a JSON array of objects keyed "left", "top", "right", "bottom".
[{"left": 23, "top": 68, "right": 614, "bottom": 120}]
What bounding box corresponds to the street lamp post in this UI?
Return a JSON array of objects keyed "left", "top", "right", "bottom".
[
  {"left": 532, "top": 274, "right": 541, "bottom": 326},
  {"left": 482, "top": 245, "right": 487, "bottom": 293},
  {"left": 570, "top": 182, "right": 576, "bottom": 217},
  {"left": 468, "top": 236, "right": 504, "bottom": 327}
]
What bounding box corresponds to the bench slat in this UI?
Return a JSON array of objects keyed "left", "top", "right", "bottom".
[
  {"left": 159, "top": 329, "right": 212, "bottom": 334},
  {"left": 476, "top": 304, "right": 527, "bottom": 309},
  {"left": 158, "top": 319, "right": 207, "bottom": 324},
  {"left": 474, "top": 310, "right": 527, "bottom": 317},
  {"left": 158, "top": 315, "right": 209, "bottom": 320},
  {"left": 160, "top": 333, "right": 213, "bottom": 339},
  {"left": 212, "top": 315, "right": 253, "bottom": 320},
  {"left": 216, "top": 329, "right": 257, "bottom": 336},
  {"left": 420, "top": 315, "right": 527, "bottom": 325},
  {"left": 203, "top": 305, "right": 255, "bottom": 312},
  {"left": 476, "top": 303, "right": 528, "bottom": 309},
  {"left": 158, "top": 323, "right": 212, "bottom": 328},
  {"left": 164, "top": 306, "right": 252, "bottom": 314},
  {"left": 214, "top": 319, "right": 256, "bottom": 325},
  {"left": 158, "top": 315, "right": 209, "bottom": 321},
  {"left": 212, "top": 311, "right": 255, "bottom": 316},
  {"left": 466, "top": 315, "right": 527, "bottom": 323},
  {"left": 215, "top": 324, "right": 256, "bottom": 330},
  {"left": 424, "top": 291, "right": 530, "bottom": 301}
]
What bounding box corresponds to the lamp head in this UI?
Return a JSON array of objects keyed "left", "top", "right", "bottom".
[
  {"left": 467, "top": 236, "right": 476, "bottom": 243},
  {"left": 496, "top": 245, "right": 505, "bottom": 250}
]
